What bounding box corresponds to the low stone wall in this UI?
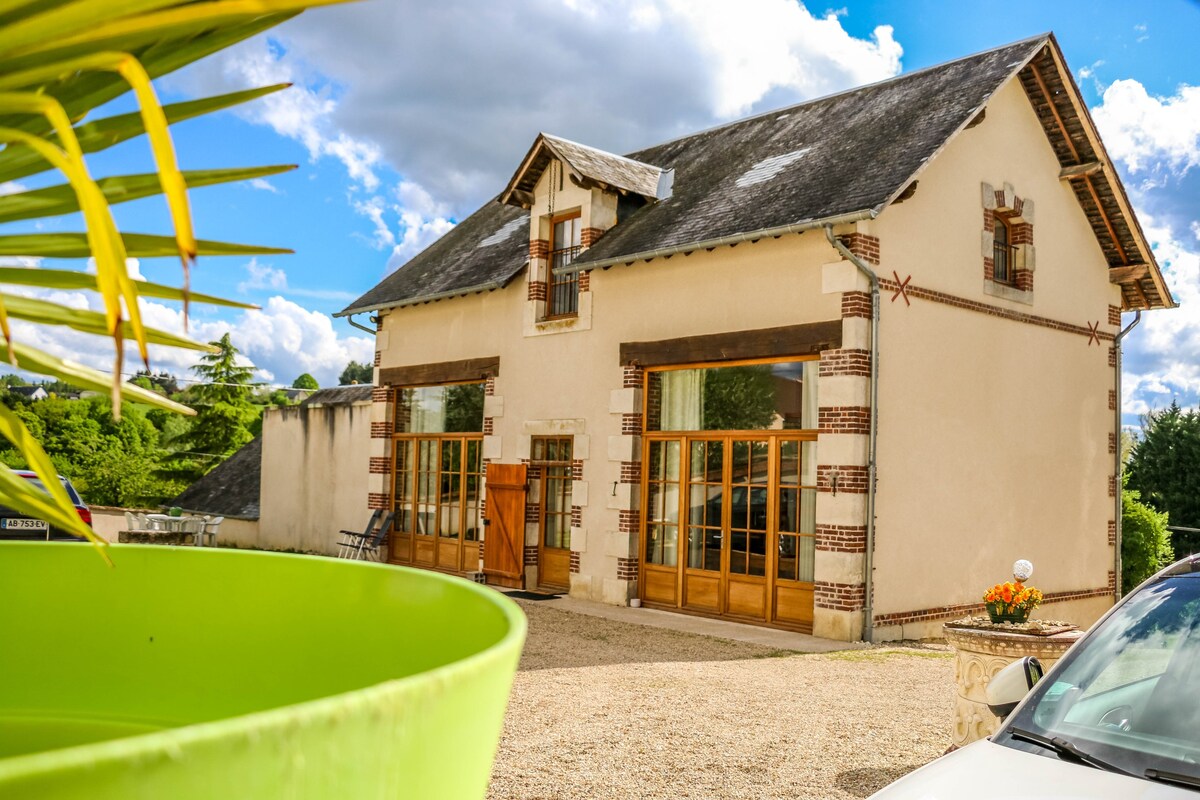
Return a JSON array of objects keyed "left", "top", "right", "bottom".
[{"left": 89, "top": 508, "right": 261, "bottom": 549}]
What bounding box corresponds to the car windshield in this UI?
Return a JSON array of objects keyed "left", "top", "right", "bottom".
[
  {"left": 996, "top": 569, "right": 1200, "bottom": 781},
  {"left": 19, "top": 475, "right": 82, "bottom": 506}
]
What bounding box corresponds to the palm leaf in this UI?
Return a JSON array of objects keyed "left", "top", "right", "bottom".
[
  {"left": 0, "top": 267, "right": 257, "bottom": 309},
  {"left": 2, "top": 295, "right": 216, "bottom": 350},
  {"left": 0, "top": 164, "right": 295, "bottom": 222},
  {"left": 0, "top": 232, "right": 293, "bottom": 258},
  {"left": 0, "top": 84, "right": 289, "bottom": 184}
]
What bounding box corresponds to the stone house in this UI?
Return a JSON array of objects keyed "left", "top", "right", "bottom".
[{"left": 337, "top": 34, "right": 1173, "bottom": 642}]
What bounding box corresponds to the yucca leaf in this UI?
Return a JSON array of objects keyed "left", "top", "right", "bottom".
[
  {"left": 0, "top": 84, "right": 289, "bottom": 184},
  {"left": 9, "top": 1, "right": 351, "bottom": 63},
  {"left": 0, "top": 12, "right": 297, "bottom": 134},
  {"left": 1, "top": 294, "right": 216, "bottom": 350},
  {"left": 0, "top": 232, "right": 293, "bottom": 258},
  {"left": 0, "top": 164, "right": 295, "bottom": 223},
  {"left": 0, "top": 1, "right": 181, "bottom": 56},
  {"left": 0, "top": 405, "right": 101, "bottom": 547},
  {"left": 0, "top": 339, "right": 194, "bottom": 414},
  {"left": 0, "top": 267, "right": 257, "bottom": 309}
]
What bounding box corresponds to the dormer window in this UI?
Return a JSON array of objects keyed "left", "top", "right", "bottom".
[{"left": 549, "top": 214, "right": 582, "bottom": 317}]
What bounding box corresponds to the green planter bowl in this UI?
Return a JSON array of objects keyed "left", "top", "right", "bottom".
[{"left": 0, "top": 543, "right": 526, "bottom": 799}]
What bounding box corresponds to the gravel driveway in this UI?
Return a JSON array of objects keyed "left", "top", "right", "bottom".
[{"left": 488, "top": 601, "right": 952, "bottom": 800}]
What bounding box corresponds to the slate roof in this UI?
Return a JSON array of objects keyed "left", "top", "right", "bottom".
[
  {"left": 300, "top": 385, "right": 373, "bottom": 406},
  {"left": 500, "top": 133, "right": 664, "bottom": 206},
  {"left": 172, "top": 436, "right": 262, "bottom": 520},
  {"left": 342, "top": 34, "right": 1140, "bottom": 316}
]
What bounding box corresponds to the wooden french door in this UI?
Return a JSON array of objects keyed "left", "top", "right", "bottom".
[
  {"left": 390, "top": 435, "right": 483, "bottom": 573},
  {"left": 533, "top": 436, "right": 572, "bottom": 591},
  {"left": 641, "top": 433, "right": 816, "bottom": 631}
]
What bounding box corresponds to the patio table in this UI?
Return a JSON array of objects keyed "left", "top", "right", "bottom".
[{"left": 145, "top": 514, "right": 206, "bottom": 543}]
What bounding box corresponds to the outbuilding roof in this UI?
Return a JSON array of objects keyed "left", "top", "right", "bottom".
[
  {"left": 171, "top": 436, "right": 262, "bottom": 520},
  {"left": 340, "top": 33, "right": 1171, "bottom": 317}
]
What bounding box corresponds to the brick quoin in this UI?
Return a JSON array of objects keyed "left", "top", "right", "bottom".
[
  {"left": 1108, "top": 474, "right": 1117, "bottom": 498},
  {"left": 1108, "top": 347, "right": 1117, "bottom": 368},
  {"left": 373, "top": 351, "right": 381, "bottom": 367},
  {"left": 369, "top": 421, "right": 394, "bottom": 439},
  {"left": 1108, "top": 432, "right": 1117, "bottom": 454},
  {"left": 841, "top": 291, "right": 872, "bottom": 319},
  {"left": 529, "top": 239, "right": 549, "bottom": 260},
  {"left": 571, "top": 506, "right": 582, "bottom": 528},
  {"left": 621, "top": 413, "right": 643, "bottom": 435},
  {"left": 370, "top": 386, "right": 391, "bottom": 403},
  {"left": 482, "top": 417, "right": 494, "bottom": 435},
  {"left": 524, "top": 546, "right": 538, "bottom": 566},
  {"left": 578, "top": 270, "right": 591, "bottom": 292},
  {"left": 525, "top": 504, "right": 539, "bottom": 524},
  {"left": 1108, "top": 520, "right": 1117, "bottom": 546},
  {"left": 873, "top": 585, "right": 1114, "bottom": 627},
  {"left": 1109, "top": 390, "right": 1117, "bottom": 410},
  {"left": 819, "top": 349, "right": 871, "bottom": 377},
  {"left": 814, "top": 581, "right": 866, "bottom": 611},
  {"left": 581, "top": 227, "right": 604, "bottom": 248},
  {"left": 368, "top": 457, "right": 390, "bottom": 475},
  {"left": 837, "top": 233, "right": 880, "bottom": 265},
  {"left": 485, "top": 377, "right": 496, "bottom": 396},
  {"left": 818, "top": 406, "right": 871, "bottom": 435},
  {"left": 367, "top": 493, "right": 389, "bottom": 510},
  {"left": 616, "top": 557, "right": 638, "bottom": 581},
  {"left": 817, "top": 465, "right": 869, "bottom": 494},
  {"left": 816, "top": 524, "right": 867, "bottom": 553},
  {"left": 1108, "top": 305, "right": 1122, "bottom": 326},
  {"left": 620, "top": 460, "right": 641, "bottom": 484},
  {"left": 618, "top": 510, "right": 640, "bottom": 533},
  {"left": 572, "top": 460, "right": 584, "bottom": 480},
  {"left": 570, "top": 551, "right": 580, "bottom": 574},
  {"left": 623, "top": 365, "right": 644, "bottom": 388},
  {"left": 527, "top": 281, "right": 547, "bottom": 302}
]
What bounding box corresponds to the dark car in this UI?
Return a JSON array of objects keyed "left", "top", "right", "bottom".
[{"left": 0, "top": 471, "right": 91, "bottom": 541}]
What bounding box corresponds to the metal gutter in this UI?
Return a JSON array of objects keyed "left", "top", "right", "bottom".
[
  {"left": 345, "top": 313, "right": 375, "bottom": 335},
  {"left": 335, "top": 278, "right": 512, "bottom": 318},
  {"left": 554, "top": 210, "right": 876, "bottom": 275},
  {"left": 1113, "top": 310, "right": 1141, "bottom": 599},
  {"left": 825, "top": 224, "right": 881, "bottom": 645}
]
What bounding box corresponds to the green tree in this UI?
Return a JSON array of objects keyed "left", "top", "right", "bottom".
[
  {"left": 445, "top": 383, "right": 485, "bottom": 432},
  {"left": 170, "top": 334, "right": 259, "bottom": 475},
  {"left": 292, "top": 373, "right": 319, "bottom": 390},
  {"left": 1122, "top": 481, "right": 1173, "bottom": 592},
  {"left": 339, "top": 360, "right": 373, "bottom": 385},
  {"left": 1127, "top": 402, "right": 1200, "bottom": 555}
]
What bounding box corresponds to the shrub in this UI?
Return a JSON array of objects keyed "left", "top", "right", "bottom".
[{"left": 1123, "top": 484, "right": 1173, "bottom": 593}]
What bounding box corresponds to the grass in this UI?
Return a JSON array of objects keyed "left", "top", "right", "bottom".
[{"left": 823, "top": 647, "right": 953, "bottom": 663}]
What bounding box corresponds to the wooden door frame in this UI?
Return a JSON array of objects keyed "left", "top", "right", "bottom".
[
  {"left": 390, "top": 433, "right": 482, "bottom": 573},
  {"left": 531, "top": 435, "right": 573, "bottom": 591}
]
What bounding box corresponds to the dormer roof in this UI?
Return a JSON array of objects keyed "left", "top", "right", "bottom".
[{"left": 499, "top": 133, "right": 666, "bottom": 208}]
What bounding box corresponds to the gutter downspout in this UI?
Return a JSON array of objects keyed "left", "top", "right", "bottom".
[
  {"left": 825, "top": 225, "right": 880, "bottom": 644},
  {"left": 346, "top": 313, "right": 376, "bottom": 336},
  {"left": 1113, "top": 310, "right": 1141, "bottom": 600}
]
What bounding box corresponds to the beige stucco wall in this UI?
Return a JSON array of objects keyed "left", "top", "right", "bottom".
[
  {"left": 258, "top": 399, "right": 372, "bottom": 555},
  {"left": 868, "top": 77, "right": 1121, "bottom": 637}
]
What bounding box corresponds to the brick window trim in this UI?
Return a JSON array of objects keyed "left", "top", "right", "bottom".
[{"left": 982, "top": 183, "right": 1034, "bottom": 299}]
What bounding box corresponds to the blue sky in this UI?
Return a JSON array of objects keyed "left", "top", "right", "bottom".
[{"left": 7, "top": 1, "right": 1199, "bottom": 413}]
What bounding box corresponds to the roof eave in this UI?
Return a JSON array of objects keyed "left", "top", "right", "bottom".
[{"left": 335, "top": 273, "right": 522, "bottom": 318}]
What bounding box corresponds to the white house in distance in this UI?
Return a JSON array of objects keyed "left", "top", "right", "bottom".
[{"left": 337, "top": 34, "right": 1173, "bottom": 642}]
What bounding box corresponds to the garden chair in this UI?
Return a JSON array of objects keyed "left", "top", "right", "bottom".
[
  {"left": 337, "top": 509, "right": 382, "bottom": 559},
  {"left": 200, "top": 516, "right": 223, "bottom": 548},
  {"left": 353, "top": 511, "right": 395, "bottom": 562}
]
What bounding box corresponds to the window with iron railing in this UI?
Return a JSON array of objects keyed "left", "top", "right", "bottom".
[
  {"left": 993, "top": 215, "right": 1015, "bottom": 285},
  {"left": 548, "top": 214, "right": 581, "bottom": 317}
]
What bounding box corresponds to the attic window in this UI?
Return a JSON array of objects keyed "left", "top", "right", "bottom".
[
  {"left": 736, "top": 148, "right": 810, "bottom": 188},
  {"left": 547, "top": 214, "right": 581, "bottom": 317}
]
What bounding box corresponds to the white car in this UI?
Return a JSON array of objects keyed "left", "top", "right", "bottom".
[{"left": 870, "top": 555, "right": 1200, "bottom": 798}]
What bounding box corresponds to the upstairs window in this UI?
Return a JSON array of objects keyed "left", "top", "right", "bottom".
[
  {"left": 993, "top": 215, "right": 1014, "bottom": 286},
  {"left": 548, "top": 214, "right": 581, "bottom": 317}
]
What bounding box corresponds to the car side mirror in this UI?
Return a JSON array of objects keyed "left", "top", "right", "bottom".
[{"left": 986, "top": 656, "right": 1044, "bottom": 719}]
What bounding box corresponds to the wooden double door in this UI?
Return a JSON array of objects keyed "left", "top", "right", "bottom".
[
  {"left": 389, "top": 435, "right": 484, "bottom": 573},
  {"left": 641, "top": 433, "right": 816, "bottom": 631}
]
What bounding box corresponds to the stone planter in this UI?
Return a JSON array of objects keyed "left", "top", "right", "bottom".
[
  {"left": 944, "top": 623, "right": 1083, "bottom": 748},
  {"left": 0, "top": 542, "right": 526, "bottom": 799}
]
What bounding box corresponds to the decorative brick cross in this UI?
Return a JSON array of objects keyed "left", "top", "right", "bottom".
[
  {"left": 891, "top": 271, "right": 911, "bottom": 306},
  {"left": 1086, "top": 321, "right": 1101, "bottom": 346}
]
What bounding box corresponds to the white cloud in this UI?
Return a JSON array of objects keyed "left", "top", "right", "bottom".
[
  {"left": 1122, "top": 216, "right": 1200, "bottom": 414},
  {"left": 237, "top": 257, "right": 288, "bottom": 293},
  {"left": 0, "top": 181, "right": 26, "bottom": 196},
  {"left": 1092, "top": 79, "right": 1200, "bottom": 175},
  {"left": 85, "top": 257, "right": 144, "bottom": 281},
  {"left": 351, "top": 194, "right": 394, "bottom": 250},
  {"left": 249, "top": 177, "right": 280, "bottom": 193}
]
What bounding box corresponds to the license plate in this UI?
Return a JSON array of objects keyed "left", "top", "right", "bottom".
[{"left": 3, "top": 518, "right": 48, "bottom": 531}]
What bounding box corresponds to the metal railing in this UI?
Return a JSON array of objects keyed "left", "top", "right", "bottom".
[{"left": 548, "top": 244, "right": 581, "bottom": 316}]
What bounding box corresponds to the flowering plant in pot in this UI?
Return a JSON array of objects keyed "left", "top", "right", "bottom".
[{"left": 982, "top": 559, "right": 1043, "bottom": 623}]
